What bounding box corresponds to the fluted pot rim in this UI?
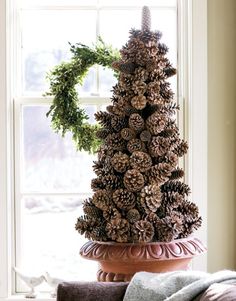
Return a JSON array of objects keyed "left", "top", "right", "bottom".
[{"left": 80, "top": 236, "right": 206, "bottom": 262}]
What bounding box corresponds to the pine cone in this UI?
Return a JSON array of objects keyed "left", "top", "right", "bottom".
[
  {"left": 75, "top": 216, "right": 89, "bottom": 235},
  {"left": 124, "top": 105, "right": 138, "bottom": 116},
  {"left": 162, "top": 102, "right": 180, "bottom": 115},
  {"left": 126, "top": 209, "right": 141, "bottom": 224},
  {"left": 95, "top": 111, "right": 112, "bottom": 127},
  {"left": 133, "top": 67, "right": 149, "bottom": 82},
  {"left": 92, "top": 190, "right": 111, "bottom": 211},
  {"left": 140, "top": 184, "right": 162, "bottom": 213},
  {"left": 129, "top": 113, "right": 145, "bottom": 132},
  {"left": 93, "top": 160, "right": 103, "bottom": 176},
  {"left": 127, "top": 138, "right": 144, "bottom": 153},
  {"left": 121, "top": 128, "right": 136, "bottom": 141},
  {"left": 145, "top": 212, "right": 159, "bottom": 224},
  {"left": 169, "top": 212, "right": 184, "bottom": 237},
  {"left": 149, "top": 136, "right": 172, "bottom": 157},
  {"left": 111, "top": 115, "right": 127, "bottom": 132},
  {"left": 113, "top": 189, "right": 136, "bottom": 210},
  {"left": 96, "top": 128, "right": 110, "bottom": 140},
  {"left": 169, "top": 168, "right": 185, "bottom": 180},
  {"left": 148, "top": 81, "right": 161, "bottom": 94},
  {"left": 163, "top": 152, "right": 178, "bottom": 167},
  {"left": 130, "top": 151, "right": 152, "bottom": 172},
  {"left": 179, "top": 201, "right": 200, "bottom": 223},
  {"left": 90, "top": 225, "right": 108, "bottom": 242},
  {"left": 75, "top": 215, "right": 96, "bottom": 236},
  {"left": 159, "top": 129, "right": 175, "bottom": 138},
  {"left": 155, "top": 217, "right": 175, "bottom": 242},
  {"left": 179, "top": 217, "right": 202, "bottom": 239},
  {"left": 103, "top": 208, "right": 121, "bottom": 221},
  {"left": 132, "top": 80, "right": 147, "bottom": 95},
  {"left": 140, "top": 130, "right": 151, "bottom": 142},
  {"left": 141, "top": 6, "right": 151, "bottom": 31},
  {"left": 146, "top": 113, "right": 167, "bottom": 135},
  {"left": 111, "top": 152, "right": 130, "bottom": 173},
  {"left": 162, "top": 191, "right": 184, "bottom": 208},
  {"left": 83, "top": 198, "right": 102, "bottom": 219},
  {"left": 146, "top": 59, "right": 158, "bottom": 72},
  {"left": 132, "top": 220, "right": 154, "bottom": 243},
  {"left": 158, "top": 43, "right": 169, "bottom": 55},
  {"left": 93, "top": 157, "right": 114, "bottom": 177},
  {"left": 101, "top": 174, "right": 122, "bottom": 190},
  {"left": 106, "top": 133, "right": 126, "bottom": 151},
  {"left": 163, "top": 66, "right": 177, "bottom": 78},
  {"left": 111, "top": 104, "right": 126, "bottom": 117},
  {"left": 130, "top": 28, "right": 162, "bottom": 43},
  {"left": 124, "top": 169, "right": 145, "bottom": 192},
  {"left": 131, "top": 95, "right": 147, "bottom": 110},
  {"left": 160, "top": 82, "right": 174, "bottom": 100},
  {"left": 106, "top": 218, "right": 130, "bottom": 242},
  {"left": 91, "top": 178, "right": 103, "bottom": 191},
  {"left": 148, "top": 163, "right": 173, "bottom": 184},
  {"left": 161, "top": 181, "right": 191, "bottom": 196},
  {"left": 98, "top": 144, "right": 114, "bottom": 161},
  {"left": 112, "top": 61, "right": 136, "bottom": 74},
  {"left": 173, "top": 140, "right": 188, "bottom": 157}
]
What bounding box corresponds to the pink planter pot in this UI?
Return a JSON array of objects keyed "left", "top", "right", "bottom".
[{"left": 80, "top": 237, "right": 206, "bottom": 282}]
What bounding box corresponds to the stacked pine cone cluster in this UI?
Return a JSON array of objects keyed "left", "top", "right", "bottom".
[{"left": 75, "top": 18, "right": 202, "bottom": 243}]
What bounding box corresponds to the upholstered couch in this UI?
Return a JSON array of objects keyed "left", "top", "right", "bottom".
[{"left": 57, "top": 280, "right": 236, "bottom": 301}]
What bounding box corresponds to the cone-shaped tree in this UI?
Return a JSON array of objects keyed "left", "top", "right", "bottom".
[{"left": 75, "top": 6, "right": 202, "bottom": 243}]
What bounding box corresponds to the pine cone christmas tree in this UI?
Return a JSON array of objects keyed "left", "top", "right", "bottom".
[{"left": 76, "top": 6, "right": 202, "bottom": 244}]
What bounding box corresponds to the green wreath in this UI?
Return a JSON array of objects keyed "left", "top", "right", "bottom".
[{"left": 45, "top": 37, "right": 120, "bottom": 153}]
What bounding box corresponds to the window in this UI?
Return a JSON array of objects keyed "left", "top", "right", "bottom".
[{"left": 0, "top": 0, "right": 207, "bottom": 299}]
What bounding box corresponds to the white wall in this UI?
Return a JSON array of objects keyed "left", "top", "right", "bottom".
[{"left": 208, "top": 0, "right": 236, "bottom": 272}]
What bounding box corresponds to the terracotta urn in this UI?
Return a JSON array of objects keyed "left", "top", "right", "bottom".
[{"left": 80, "top": 237, "right": 206, "bottom": 282}]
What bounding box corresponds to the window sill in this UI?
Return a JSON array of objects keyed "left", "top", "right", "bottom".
[{"left": 0, "top": 294, "right": 55, "bottom": 301}]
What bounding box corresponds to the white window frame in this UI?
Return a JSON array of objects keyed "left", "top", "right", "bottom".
[{"left": 0, "top": 0, "right": 207, "bottom": 299}]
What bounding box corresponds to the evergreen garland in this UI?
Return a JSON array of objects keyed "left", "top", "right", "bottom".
[{"left": 45, "top": 37, "right": 120, "bottom": 153}]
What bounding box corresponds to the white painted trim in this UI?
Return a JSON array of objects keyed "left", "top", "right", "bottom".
[
  {"left": 0, "top": 1, "right": 8, "bottom": 298},
  {"left": 14, "top": 96, "right": 111, "bottom": 105},
  {"left": 0, "top": 0, "right": 14, "bottom": 298},
  {"left": 0, "top": 296, "right": 54, "bottom": 301},
  {"left": 181, "top": 0, "right": 208, "bottom": 271}
]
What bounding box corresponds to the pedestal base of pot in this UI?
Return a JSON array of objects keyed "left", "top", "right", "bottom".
[{"left": 80, "top": 237, "right": 206, "bottom": 282}]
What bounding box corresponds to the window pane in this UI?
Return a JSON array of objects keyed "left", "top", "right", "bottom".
[
  {"left": 99, "top": 67, "right": 117, "bottom": 95},
  {"left": 21, "top": 10, "right": 97, "bottom": 95},
  {"left": 17, "top": 197, "right": 97, "bottom": 292},
  {"left": 22, "top": 105, "right": 97, "bottom": 193}
]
